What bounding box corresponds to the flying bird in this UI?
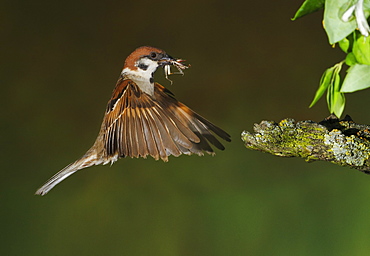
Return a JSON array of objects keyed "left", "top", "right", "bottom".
[{"left": 35, "top": 46, "right": 231, "bottom": 196}]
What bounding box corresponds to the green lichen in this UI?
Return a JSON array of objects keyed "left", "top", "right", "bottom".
[
  {"left": 242, "top": 119, "right": 329, "bottom": 159},
  {"left": 242, "top": 116, "right": 370, "bottom": 174}
]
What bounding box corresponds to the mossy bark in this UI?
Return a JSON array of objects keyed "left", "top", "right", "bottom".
[{"left": 241, "top": 115, "right": 370, "bottom": 174}]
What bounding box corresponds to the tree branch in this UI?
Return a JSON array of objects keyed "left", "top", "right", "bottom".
[{"left": 241, "top": 115, "right": 370, "bottom": 174}]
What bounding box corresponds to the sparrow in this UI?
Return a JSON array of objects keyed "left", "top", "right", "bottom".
[{"left": 35, "top": 46, "right": 231, "bottom": 196}]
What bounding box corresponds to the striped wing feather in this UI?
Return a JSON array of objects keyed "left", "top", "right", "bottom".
[{"left": 103, "top": 80, "right": 231, "bottom": 161}]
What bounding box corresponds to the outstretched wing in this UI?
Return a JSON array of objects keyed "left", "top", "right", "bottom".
[{"left": 102, "top": 79, "right": 231, "bottom": 161}]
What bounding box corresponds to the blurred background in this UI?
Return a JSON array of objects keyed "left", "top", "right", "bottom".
[{"left": 3, "top": 0, "right": 370, "bottom": 255}]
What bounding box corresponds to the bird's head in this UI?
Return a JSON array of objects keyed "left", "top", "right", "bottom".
[{"left": 122, "top": 46, "right": 189, "bottom": 84}]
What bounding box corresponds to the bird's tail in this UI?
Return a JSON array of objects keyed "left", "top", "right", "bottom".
[{"left": 35, "top": 152, "right": 101, "bottom": 196}]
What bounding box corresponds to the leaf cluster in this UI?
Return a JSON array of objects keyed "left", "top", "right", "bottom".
[{"left": 294, "top": 0, "right": 370, "bottom": 117}]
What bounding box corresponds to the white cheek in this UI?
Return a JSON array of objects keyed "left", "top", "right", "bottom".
[
  {"left": 137, "top": 58, "right": 159, "bottom": 74},
  {"left": 136, "top": 59, "right": 158, "bottom": 82},
  {"left": 121, "top": 58, "right": 159, "bottom": 96}
]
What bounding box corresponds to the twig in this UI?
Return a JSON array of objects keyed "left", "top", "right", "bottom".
[{"left": 241, "top": 115, "right": 370, "bottom": 174}]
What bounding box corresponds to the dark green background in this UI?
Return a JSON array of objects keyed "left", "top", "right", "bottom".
[{"left": 3, "top": 0, "right": 370, "bottom": 255}]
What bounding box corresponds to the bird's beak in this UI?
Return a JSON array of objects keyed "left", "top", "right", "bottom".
[
  {"left": 158, "top": 55, "right": 189, "bottom": 70},
  {"left": 158, "top": 55, "right": 172, "bottom": 66},
  {"left": 158, "top": 55, "right": 190, "bottom": 82},
  {"left": 158, "top": 55, "right": 188, "bottom": 68}
]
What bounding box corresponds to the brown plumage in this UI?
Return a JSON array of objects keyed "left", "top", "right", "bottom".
[{"left": 35, "top": 46, "right": 231, "bottom": 196}]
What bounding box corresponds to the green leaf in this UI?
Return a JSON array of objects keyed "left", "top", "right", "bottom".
[
  {"left": 309, "top": 66, "right": 336, "bottom": 108},
  {"left": 292, "top": 0, "right": 325, "bottom": 20},
  {"left": 324, "top": 0, "right": 357, "bottom": 44},
  {"left": 339, "top": 37, "right": 351, "bottom": 53},
  {"left": 353, "top": 34, "right": 370, "bottom": 65},
  {"left": 332, "top": 72, "right": 345, "bottom": 117},
  {"left": 327, "top": 71, "right": 345, "bottom": 117},
  {"left": 318, "top": 63, "right": 344, "bottom": 117},
  {"left": 334, "top": 69, "right": 342, "bottom": 92},
  {"left": 364, "top": 0, "right": 370, "bottom": 10},
  {"left": 339, "top": 32, "right": 356, "bottom": 54},
  {"left": 345, "top": 52, "right": 358, "bottom": 65},
  {"left": 327, "top": 81, "right": 334, "bottom": 113},
  {"left": 341, "top": 64, "right": 370, "bottom": 92},
  {"left": 332, "top": 91, "right": 346, "bottom": 117}
]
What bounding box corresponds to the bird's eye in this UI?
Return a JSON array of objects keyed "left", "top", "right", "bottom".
[{"left": 150, "top": 52, "right": 158, "bottom": 59}]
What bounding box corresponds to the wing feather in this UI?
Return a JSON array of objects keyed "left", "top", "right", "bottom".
[
  {"left": 150, "top": 106, "right": 182, "bottom": 157},
  {"left": 177, "top": 107, "right": 225, "bottom": 151},
  {"left": 132, "top": 98, "right": 147, "bottom": 158},
  {"left": 151, "top": 104, "right": 194, "bottom": 150},
  {"left": 100, "top": 79, "right": 230, "bottom": 161},
  {"left": 140, "top": 104, "right": 160, "bottom": 159},
  {"left": 154, "top": 83, "right": 231, "bottom": 150},
  {"left": 141, "top": 105, "right": 167, "bottom": 160}
]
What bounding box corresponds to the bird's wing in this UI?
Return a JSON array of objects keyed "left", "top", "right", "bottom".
[{"left": 102, "top": 79, "right": 231, "bottom": 161}]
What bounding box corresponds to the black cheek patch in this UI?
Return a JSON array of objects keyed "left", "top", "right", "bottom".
[
  {"left": 138, "top": 63, "right": 148, "bottom": 70},
  {"left": 149, "top": 77, "right": 154, "bottom": 83}
]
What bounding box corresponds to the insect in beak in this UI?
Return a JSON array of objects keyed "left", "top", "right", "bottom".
[{"left": 159, "top": 58, "right": 190, "bottom": 84}]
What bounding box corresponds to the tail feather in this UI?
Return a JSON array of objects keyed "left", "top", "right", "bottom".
[{"left": 35, "top": 153, "right": 101, "bottom": 196}]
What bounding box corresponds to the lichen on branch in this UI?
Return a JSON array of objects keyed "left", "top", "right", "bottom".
[{"left": 241, "top": 115, "right": 370, "bottom": 174}]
